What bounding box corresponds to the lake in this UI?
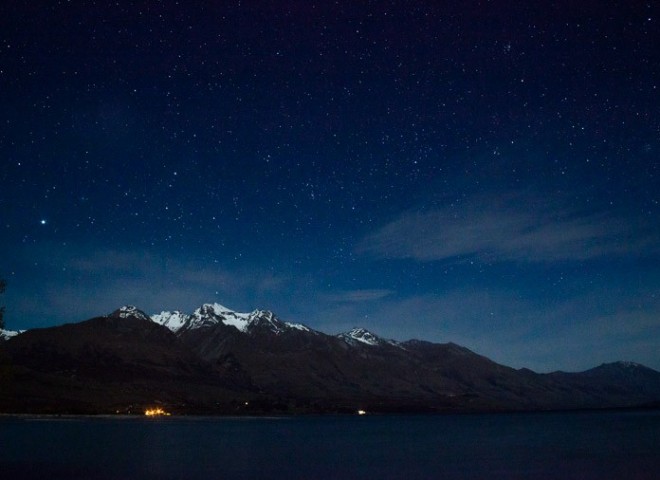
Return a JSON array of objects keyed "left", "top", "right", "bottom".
[{"left": 1, "top": 410, "right": 658, "bottom": 479}]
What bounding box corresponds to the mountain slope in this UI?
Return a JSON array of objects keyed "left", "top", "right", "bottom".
[
  {"left": 0, "top": 307, "right": 253, "bottom": 414},
  {"left": 160, "top": 304, "right": 660, "bottom": 411},
  {"left": 547, "top": 361, "right": 660, "bottom": 407},
  {"left": 1, "top": 303, "right": 660, "bottom": 414}
]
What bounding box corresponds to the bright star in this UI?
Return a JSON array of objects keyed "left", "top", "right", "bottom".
[{"left": 40, "top": 219, "right": 47, "bottom": 225}]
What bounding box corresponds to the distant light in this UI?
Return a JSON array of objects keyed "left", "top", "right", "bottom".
[
  {"left": 145, "top": 407, "right": 170, "bottom": 416},
  {"left": 357, "top": 409, "right": 367, "bottom": 416},
  {"left": 40, "top": 219, "right": 47, "bottom": 225}
]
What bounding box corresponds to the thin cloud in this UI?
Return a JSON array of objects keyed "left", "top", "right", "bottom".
[
  {"left": 356, "top": 194, "right": 657, "bottom": 263},
  {"left": 322, "top": 289, "right": 395, "bottom": 303}
]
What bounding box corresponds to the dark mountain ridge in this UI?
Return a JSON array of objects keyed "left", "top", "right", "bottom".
[{"left": 1, "top": 304, "right": 659, "bottom": 415}]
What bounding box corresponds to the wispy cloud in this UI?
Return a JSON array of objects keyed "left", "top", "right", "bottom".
[
  {"left": 356, "top": 193, "right": 657, "bottom": 263},
  {"left": 321, "top": 289, "right": 395, "bottom": 303}
]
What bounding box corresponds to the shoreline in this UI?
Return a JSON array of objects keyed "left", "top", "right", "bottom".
[{"left": 2, "top": 404, "right": 658, "bottom": 420}]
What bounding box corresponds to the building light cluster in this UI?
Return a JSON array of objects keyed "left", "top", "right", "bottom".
[{"left": 144, "top": 407, "right": 170, "bottom": 416}]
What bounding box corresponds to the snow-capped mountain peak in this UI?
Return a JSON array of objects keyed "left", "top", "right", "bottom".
[
  {"left": 245, "top": 309, "right": 302, "bottom": 334},
  {"left": 151, "top": 310, "right": 189, "bottom": 332},
  {"left": 149, "top": 303, "right": 314, "bottom": 335},
  {"left": 246, "top": 309, "right": 277, "bottom": 329},
  {"left": 249, "top": 310, "right": 314, "bottom": 334},
  {"left": 198, "top": 303, "right": 238, "bottom": 317},
  {"left": 110, "top": 305, "right": 151, "bottom": 321},
  {"left": 155, "top": 303, "right": 263, "bottom": 334},
  {"left": 112, "top": 302, "right": 382, "bottom": 346},
  {"left": 338, "top": 327, "right": 384, "bottom": 346},
  {"left": 189, "top": 303, "right": 252, "bottom": 332}
]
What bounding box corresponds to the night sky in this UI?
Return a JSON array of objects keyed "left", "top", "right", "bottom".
[{"left": 1, "top": 1, "right": 658, "bottom": 372}]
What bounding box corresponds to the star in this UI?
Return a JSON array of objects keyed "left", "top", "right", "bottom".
[{"left": 0, "top": 1, "right": 658, "bottom": 373}]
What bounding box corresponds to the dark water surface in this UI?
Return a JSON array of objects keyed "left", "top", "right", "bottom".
[{"left": 1, "top": 410, "right": 658, "bottom": 479}]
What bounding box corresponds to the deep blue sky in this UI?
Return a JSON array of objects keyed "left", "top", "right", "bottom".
[{"left": 1, "top": 1, "right": 658, "bottom": 372}]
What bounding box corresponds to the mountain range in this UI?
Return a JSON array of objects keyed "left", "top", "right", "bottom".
[{"left": 1, "top": 303, "right": 659, "bottom": 415}]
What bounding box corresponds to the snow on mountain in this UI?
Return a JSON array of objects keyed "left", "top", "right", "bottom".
[
  {"left": 109, "top": 305, "right": 151, "bottom": 322},
  {"left": 284, "top": 321, "right": 311, "bottom": 332},
  {"left": 4, "top": 301, "right": 383, "bottom": 348},
  {"left": 151, "top": 310, "right": 191, "bottom": 332},
  {"left": 244, "top": 309, "right": 279, "bottom": 332},
  {"left": 338, "top": 327, "right": 386, "bottom": 346},
  {"left": 189, "top": 303, "right": 252, "bottom": 332},
  {"left": 245, "top": 309, "right": 313, "bottom": 334},
  {"left": 150, "top": 303, "right": 313, "bottom": 335},
  {"left": 0, "top": 328, "right": 22, "bottom": 340}
]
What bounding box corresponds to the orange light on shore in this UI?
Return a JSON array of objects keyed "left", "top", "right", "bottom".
[{"left": 144, "top": 407, "right": 170, "bottom": 416}]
